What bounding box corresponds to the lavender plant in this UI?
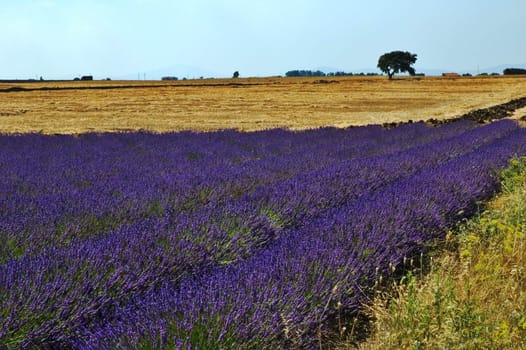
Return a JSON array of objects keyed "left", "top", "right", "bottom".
[{"left": 1, "top": 120, "right": 525, "bottom": 349}]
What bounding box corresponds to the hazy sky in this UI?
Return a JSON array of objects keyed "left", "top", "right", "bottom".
[{"left": 1, "top": 0, "right": 525, "bottom": 79}]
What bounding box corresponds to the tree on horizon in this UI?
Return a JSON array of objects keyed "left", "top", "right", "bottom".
[{"left": 377, "top": 51, "right": 417, "bottom": 79}]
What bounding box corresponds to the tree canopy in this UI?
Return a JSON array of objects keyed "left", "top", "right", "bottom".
[
  {"left": 285, "top": 70, "right": 326, "bottom": 77},
  {"left": 503, "top": 68, "right": 526, "bottom": 75},
  {"left": 377, "top": 51, "right": 417, "bottom": 79}
]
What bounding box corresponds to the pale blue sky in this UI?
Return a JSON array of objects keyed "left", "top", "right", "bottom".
[{"left": 1, "top": 0, "right": 525, "bottom": 79}]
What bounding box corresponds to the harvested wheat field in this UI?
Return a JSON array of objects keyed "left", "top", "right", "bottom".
[{"left": 1, "top": 75, "right": 525, "bottom": 134}]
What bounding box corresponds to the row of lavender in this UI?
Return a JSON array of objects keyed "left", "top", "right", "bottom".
[
  {"left": 1, "top": 120, "right": 526, "bottom": 348},
  {"left": 77, "top": 124, "right": 526, "bottom": 349},
  {"left": 0, "top": 121, "right": 478, "bottom": 266}
]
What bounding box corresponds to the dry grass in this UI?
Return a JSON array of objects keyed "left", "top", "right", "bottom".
[{"left": 1, "top": 75, "right": 526, "bottom": 134}]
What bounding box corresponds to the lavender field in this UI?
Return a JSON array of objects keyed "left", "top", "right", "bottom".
[{"left": 2, "top": 119, "right": 526, "bottom": 349}]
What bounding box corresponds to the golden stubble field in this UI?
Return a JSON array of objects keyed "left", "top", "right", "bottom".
[{"left": 1, "top": 75, "right": 525, "bottom": 134}]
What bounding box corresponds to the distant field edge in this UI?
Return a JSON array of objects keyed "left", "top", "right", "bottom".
[{"left": 0, "top": 81, "right": 263, "bottom": 93}]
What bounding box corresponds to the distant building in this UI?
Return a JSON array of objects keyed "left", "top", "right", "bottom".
[
  {"left": 162, "top": 76, "right": 178, "bottom": 81},
  {"left": 442, "top": 72, "right": 460, "bottom": 77},
  {"left": 81, "top": 75, "right": 93, "bottom": 81}
]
